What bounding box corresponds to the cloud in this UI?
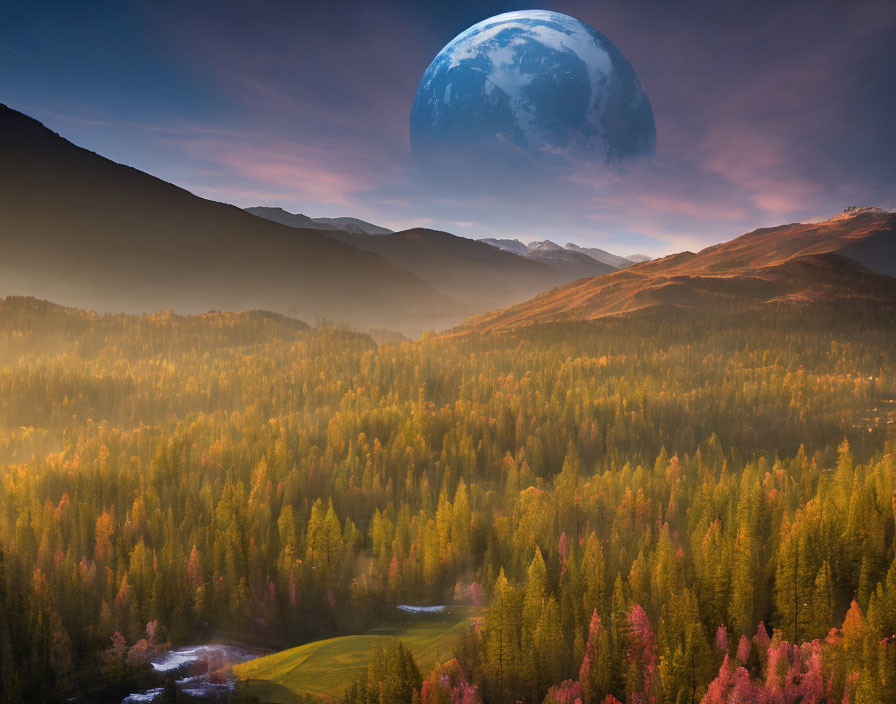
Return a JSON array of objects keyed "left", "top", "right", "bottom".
[{"left": 170, "top": 135, "right": 401, "bottom": 208}]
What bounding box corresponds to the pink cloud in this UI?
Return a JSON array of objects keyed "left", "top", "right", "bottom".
[
  {"left": 699, "top": 128, "right": 822, "bottom": 215},
  {"left": 169, "top": 134, "right": 401, "bottom": 207}
]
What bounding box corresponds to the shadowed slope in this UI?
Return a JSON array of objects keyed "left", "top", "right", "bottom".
[
  {"left": 0, "top": 105, "right": 451, "bottom": 333},
  {"left": 291, "top": 225, "right": 616, "bottom": 316}
]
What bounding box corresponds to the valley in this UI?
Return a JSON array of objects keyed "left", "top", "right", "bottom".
[
  {"left": 4, "top": 2, "right": 896, "bottom": 702},
  {"left": 1, "top": 112, "right": 896, "bottom": 704}
]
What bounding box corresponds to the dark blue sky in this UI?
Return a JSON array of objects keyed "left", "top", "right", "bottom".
[{"left": 3, "top": 0, "right": 895, "bottom": 254}]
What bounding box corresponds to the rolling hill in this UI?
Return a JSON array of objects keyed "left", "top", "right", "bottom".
[
  {"left": 457, "top": 208, "right": 896, "bottom": 333},
  {"left": 0, "top": 105, "right": 451, "bottom": 333}
]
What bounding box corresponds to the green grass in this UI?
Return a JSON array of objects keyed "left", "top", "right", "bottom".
[{"left": 233, "top": 607, "right": 478, "bottom": 703}]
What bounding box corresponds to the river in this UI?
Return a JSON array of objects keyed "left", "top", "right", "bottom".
[{"left": 122, "top": 644, "right": 268, "bottom": 703}]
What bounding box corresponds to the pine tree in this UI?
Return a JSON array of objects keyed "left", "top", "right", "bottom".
[
  {"left": 483, "top": 570, "right": 521, "bottom": 704},
  {"left": 581, "top": 535, "right": 607, "bottom": 616},
  {"left": 625, "top": 604, "right": 658, "bottom": 704},
  {"left": 608, "top": 574, "right": 630, "bottom": 699},
  {"left": 808, "top": 560, "right": 835, "bottom": 640},
  {"left": 452, "top": 480, "right": 472, "bottom": 569},
  {"left": 659, "top": 588, "right": 712, "bottom": 704},
  {"left": 728, "top": 523, "right": 754, "bottom": 638},
  {"left": 855, "top": 597, "right": 886, "bottom": 704},
  {"left": 774, "top": 519, "right": 814, "bottom": 643},
  {"left": 534, "top": 597, "right": 567, "bottom": 701},
  {"left": 580, "top": 608, "right": 611, "bottom": 704},
  {"left": 522, "top": 549, "right": 547, "bottom": 638}
]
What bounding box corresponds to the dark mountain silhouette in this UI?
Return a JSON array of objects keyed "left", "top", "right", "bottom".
[
  {"left": 0, "top": 104, "right": 453, "bottom": 333},
  {"left": 456, "top": 209, "right": 896, "bottom": 333}
]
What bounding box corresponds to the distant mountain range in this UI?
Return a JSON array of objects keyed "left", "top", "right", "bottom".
[
  {"left": 523, "top": 240, "right": 617, "bottom": 279},
  {"left": 245, "top": 207, "right": 393, "bottom": 236},
  {"left": 246, "top": 209, "right": 617, "bottom": 315},
  {"left": 458, "top": 207, "right": 896, "bottom": 334},
  {"left": 480, "top": 237, "right": 647, "bottom": 269},
  {"left": 312, "top": 216, "right": 393, "bottom": 235},
  {"left": 479, "top": 238, "right": 530, "bottom": 256}
]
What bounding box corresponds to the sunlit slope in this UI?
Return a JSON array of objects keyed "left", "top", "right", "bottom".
[
  {"left": 233, "top": 609, "right": 476, "bottom": 703},
  {"left": 455, "top": 208, "right": 896, "bottom": 334}
]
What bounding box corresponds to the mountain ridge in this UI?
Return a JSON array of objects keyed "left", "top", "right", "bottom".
[
  {"left": 480, "top": 236, "right": 644, "bottom": 268},
  {"left": 309, "top": 225, "right": 608, "bottom": 314},
  {"left": 248, "top": 208, "right": 619, "bottom": 315},
  {"left": 455, "top": 209, "right": 896, "bottom": 334},
  {"left": 245, "top": 207, "right": 393, "bottom": 236},
  {"left": 311, "top": 216, "right": 392, "bottom": 235}
]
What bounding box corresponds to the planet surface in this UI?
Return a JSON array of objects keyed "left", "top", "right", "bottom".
[{"left": 410, "top": 10, "right": 656, "bottom": 176}]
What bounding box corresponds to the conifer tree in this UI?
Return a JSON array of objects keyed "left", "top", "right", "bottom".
[
  {"left": 774, "top": 519, "right": 814, "bottom": 643},
  {"left": 808, "top": 560, "right": 835, "bottom": 640},
  {"left": 728, "top": 523, "right": 754, "bottom": 637},
  {"left": 483, "top": 570, "right": 521, "bottom": 704}
]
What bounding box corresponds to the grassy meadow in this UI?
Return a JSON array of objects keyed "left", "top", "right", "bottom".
[{"left": 233, "top": 607, "right": 479, "bottom": 702}]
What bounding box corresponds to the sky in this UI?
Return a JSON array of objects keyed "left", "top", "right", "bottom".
[{"left": 2, "top": 0, "right": 895, "bottom": 256}]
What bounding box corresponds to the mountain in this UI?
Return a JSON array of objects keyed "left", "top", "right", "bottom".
[
  {"left": 457, "top": 208, "right": 896, "bottom": 333},
  {"left": 694, "top": 207, "right": 896, "bottom": 277},
  {"left": 0, "top": 104, "right": 451, "bottom": 333},
  {"left": 523, "top": 241, "right": 617, "bottom": 278},
  {"left": 246, "top": 211, "right": 619, "bottom": 316},
  {"left": 245, "top": 208, "right": 393, "bottom": 236},
  {"left": 310, "top": 227, "right": 604, "bottom": 314},
  {"left": 479, "top": 238, "right": 530, "bottom": 256},
  {"left": 244, "top": 206, "right": 339, "bottom": 231},
  {"left": 565, "top": 243, "right": 634, "bottom": 268},
  {"left": 626, "top": 253, "right": 652, "bottom": 263},
  {"left": 481, "top": 236, "right": 635, "bottom": 268},
  {"left": 528, "top": 239, "right": 563, "bottom": 250},
  {"left": 311, "top": 217, "right": 392, "bottom": 235}
]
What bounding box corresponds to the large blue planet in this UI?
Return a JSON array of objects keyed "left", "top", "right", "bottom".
[{"left": 410, "top": 10, "right": 656, "bottom": 177}]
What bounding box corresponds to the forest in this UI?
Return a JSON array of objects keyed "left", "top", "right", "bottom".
[{"left": 0, "top": 295, "right": 895, "bottom": 703}]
